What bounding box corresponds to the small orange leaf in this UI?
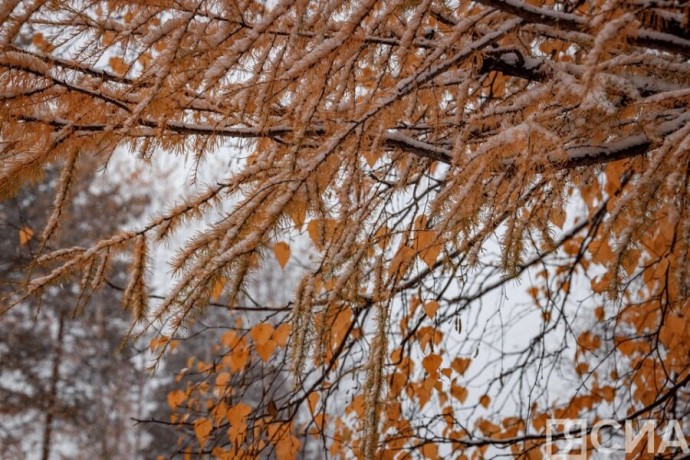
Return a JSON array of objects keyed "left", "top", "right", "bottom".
[
  {"left": 250, "top": 323, "right": 274, "bottom": 345},
  {"left": 551, "top": 207, "right": 566, "bottom": 229},
  {"left": 273, "top": 323, "right": 291, "bottom": 347},
  {"left": 479, "top": 394, "right": 491, "bottom": 408},
  {"left": 416, "top": 230, "right": 442, "bottom": 267},
  {"left": 193, "top": 418, "right": 213, "bottom": 446},
  {"left": 226, "top": 341, "right": 249, "bottom": 372},
  {"left": 600, "top": 386, "right": 615, "bottom": 402},
  {"left": 575, "top": 362, "right": 589, "bottom": 375},
  {"left": 451, "top": 384, "right": 468, "bottom": 403},
  {"left": 422, "top": 353, "right": 442, "bottom": 375},
  {"left": 275, "top": 432, "right": 300, "bottom": 460},
  {"left": 307, "top": 392, "right": 320, "bottom": 415},
  {"left": 363, "top": 150, "right": 382, "bottom": 167},
  {"left": 423, "top": 300, "right": 439, "bottom": 319},
  {"left": 18, "top": 226, "right": 33, "bottom": 246},
  {"left": 167, "top": 390, "right": 186, "bottom": 410},
  {"left": 220, "top": 330, "right": 236, "bottom": 348},
  {"left": 215, "top": 372, "right": 231, "bottom": 387},
  {"left": 477, "top": 418, "right": 501, "bottom": 436},
  {"left": 374, "top": 225, "right": 392, "bottom": 249},
  {"left": 212, "top": 402, "right": 228, "bottom": 426},
  {"left": 451, "top": 357, "right": 471, "bottom": 376},
  {"left": 421, "top": 442, "right": 439, "bottom": 459},
  {"left": 256, "top": 339, "right": 277, "bottom": 361},
  {"left": 149, "top": 336, "right": 169, "bottom": 351},
  {"left": 227, "top": 402, "right": 252, "bottom": 425},
  {"left": 591, "top": 272, "right": 613, "bottom": 294},
  {"left": 286, "top": 197, "right": 307, "bottom": 230},
  {"left": 108, "top": 56, "right": 128, "bottom": 75},
  {"left": 273, "top": 242, "right": 291, "bottom": 269},
  {"left": 388, "top": 245, "right": 415, "bottom": 277}
]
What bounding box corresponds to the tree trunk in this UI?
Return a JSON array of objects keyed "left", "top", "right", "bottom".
[{"left": 41, "top": 312, "right": 65, "bottom": 460}]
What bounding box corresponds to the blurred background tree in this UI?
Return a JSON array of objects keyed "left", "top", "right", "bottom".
[{"left": 0, "top": 160, "right": 150, "bottom": 459}]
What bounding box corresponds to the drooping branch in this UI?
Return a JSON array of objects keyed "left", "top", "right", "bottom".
[
  {"left": 475, "top": 0, "right": 690, "bottom": 57},
  {"left": 18, "top": 109, "right": 689, "bottom": 170}
]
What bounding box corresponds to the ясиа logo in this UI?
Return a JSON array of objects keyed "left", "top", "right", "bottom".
[{"left": 545, "top": 419, "right": 689, "bottom": 458}]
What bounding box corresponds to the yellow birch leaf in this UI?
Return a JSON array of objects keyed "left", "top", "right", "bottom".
[
  {"left": 273, "top": 323, "right": 291, "bottom": 347},
  {"left": 421, "top": 442, "right": 439, "bottom": 459},
  {"left": 314, "top": 413, "right": 327, "bottom": 432},
  {"left": 414, "top": 214, "right": 429, "bottom": 230},
  {"left": 149, "top": 336, "right": 168, "bottom": 351},
  {"left": 307, "top": 220, "right": 321, "bottom": 246},
  {"left": 479, "top": 394, "right": 491, "bottom": 408},
  {"left": 228, "top": 341, "right": 249, "bottom": 372},
  {"left": 227, "top": 402, "right": 252, "bottom": 425},
  {"left": 216, "top": 372, "right": 230, "bottom": 387},
  {"left": 19, "top": 226, "right": 33, "bottom": 246},
  {"left": 475, "top": 419, "right": 501, "bottom": 437},
  {"left": 193, "top": 418, "right": 212, "bottom": 447},
  {"left": 423, "top": 300, "right": 439, "bottom": 319},
  {"left": 167, "top": 390, "right": 186, "bottom": 410},
  {"left": 286, "top": 197, "right": 307, "bottom": 230},
  {"left": 416, "top": 230, "right": 442, "bottom": 267},
  {"left": 275, "top": 433, "right": 300, "bottom": 460},
  {"left": 109, "top": 56, "right": 128, "bottom": 75},
  {"left": 363, "top": 150, "right": 382, "bottom": 167},
  {"left": 250, "top": 323, "right": 274, "bottom": 345},
  {"left": 374, "top": 225, "right": 392, "bottom": 249},
  {"left": 256, "top": 339, "right": 277, "bottom": 361},
  {"left": 600, "top": 386, "right": 615, "bottom": 403},
  {"left": 212, "top": 401, "right": 228, "bottom": 426},
  {"left": 212, "top": 447, "right": 232, "bottom": 460},
  {"left": 221, "top": 330, "right": 236, "bottom": 348},
  {"left": 451, "top": 384, "right": 468, "bottom": 403},
  {"left": 273, "top": 242, "right": 291, "bottom": 269},
  {"left": 389, "top": 245, "right": 415, "bottom": 277},
  {"left": 451, "top": 357, "right": 471, "bottom": 375},
  {"left": 551, "top": 207, "right": 566, "bottom": 229},
  {"left": 591, "top": 272, "right": 613, "bottom": 294},
  {"left": 590, "top": 237, "right": 613, "bottom": 266},
  {"left": 307, "top": 392, "right": 320, "bottom": 415},
  {"left": 421, "top": 243, "right": 442, "bottom": 267},
  {"left": 422, "top": 353, "right": 442, "bottom": 376},
  {"left": 604, "top": 161, "right": 626, "bottom": 195}
]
